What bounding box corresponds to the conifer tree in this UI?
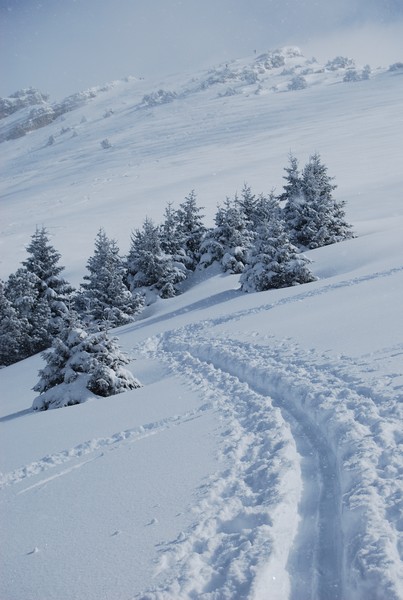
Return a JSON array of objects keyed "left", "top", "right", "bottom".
[
  {"left": 159, "top": 202, "right": 186, "bottom": 261},
  {"left": 253, "top": 191, "right": 282, "bottom": 226},
  {"left": 175, "top": 190, "right": 206, "bottom": 270},
  {"left": 127, "top": 218, "right": 186, "bottom": 299},
  {"left": 240, "top": 213, "right": 316, "bottom": 292},
  {"left": 199, "top": 197, "right": 253, "bottom": 273},
  {"left": 238, "top": 184, "right": 257, "bottom": 226},
  {"left": 283, "top": 153, "right": 354, "bottom": 249},
  {"left": 5, "top": 268, "right": 52, "bottom": 357},
  {"left": 22, "top": 226, "right": 74, "bottom": 336},
  {"left": 0, "top": 281, "right": 23, "bottom": 366},
  {"left": 78, "top": 229, "right": 143, "bottom": 327},
  {"left": 278, "top": 153, "right": 301, "bottom": 203},
  {"left": 33, "top": 315, "right": 141, "bottom": 410},
  {"left": 86, "top": 330, "right": 140, "bottom": 397}
]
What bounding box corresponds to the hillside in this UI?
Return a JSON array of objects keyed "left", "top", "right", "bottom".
[{"left": 0, "top": 48, "right": 402, "bottom": 600}]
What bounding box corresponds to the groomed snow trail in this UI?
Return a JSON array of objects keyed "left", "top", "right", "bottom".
[{"left": 135, "top": 322, "right": 402, "bottom": 600}]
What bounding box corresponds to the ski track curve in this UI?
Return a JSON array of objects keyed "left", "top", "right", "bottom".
[
  {"left": 134, "top": 338, "right": 302, "bottom": 600},
  {"left": 205, "top": 265, "right": 403, "bottom": 332},
  {"left": 125, "top": 265, "right": 403, "bottom": 335},
  {"left": 135, "top": 323, "right": 402, "bottom": 600}
]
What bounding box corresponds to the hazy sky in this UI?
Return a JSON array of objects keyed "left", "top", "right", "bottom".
[{"left": 1, "top": 0, "right": 402, "bottom": 99}]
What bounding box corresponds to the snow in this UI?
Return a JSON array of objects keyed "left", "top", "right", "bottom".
[{"left": 1, "top": 48, "right": 402, "bottom": 599}]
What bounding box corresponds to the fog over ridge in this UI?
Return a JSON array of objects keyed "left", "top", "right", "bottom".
[{"left": 1, "top": 0, "right": 402, "bottom": 98}]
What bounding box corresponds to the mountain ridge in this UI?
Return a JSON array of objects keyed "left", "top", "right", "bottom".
[{"left": 1, "top": 45, "right": 399, "bottom": 144}]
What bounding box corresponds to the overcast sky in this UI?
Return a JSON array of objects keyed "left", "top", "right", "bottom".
[{"left": 1, "top": 0, "right": 402, "bottom": 99}]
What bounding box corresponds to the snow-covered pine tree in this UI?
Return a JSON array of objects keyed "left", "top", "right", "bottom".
[
  {"left": 86, "top": 330, "right": 141, "bottom": 397},
  {"left": 0, "top": 280, "right": 24, "bottom": 366},
  {"left": 32, "top": 315, "right": 141, "bottom": 410},
  {"left": 5, "top": 267, "right": 52, "bottom": 357},
  {"left": 127, "top": 218, "right": 186, "bottom": 299},
  {"left": 238, "top": 185, "right": 281, "bottom": 233},
  {"left": 238, "top": 184, "right": 257, "bottom": 227},
  {"left": 253, "top": 191, "right": 282, "bottom": 225},
  {"left": 22, "top": 226, "right": 74, "bottom": 337},
  {"left": 159, "top": 202, "right": 186, "bottom": 260},
  {"left": 199, "top": 197, "right": 253, "bottom": 273},
  {"left": 278, "top": 153, "right": 301, "bottom": 203},
  {"left": 284, "top": 153, "right": 354, "bottom": 249},
  {"left": 3, "top": 226, "right": 74, "bottom": 362},
  {"left": 175, "top": 190, "right": 206, "bottom": 270},
  {"left": 240, "top": 212, "right": 316, "bottom": 293},
  {"left": 78, "top": 229, "right": 143, "bottom": 327}
]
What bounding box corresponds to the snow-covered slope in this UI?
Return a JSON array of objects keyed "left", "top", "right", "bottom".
[{"left": 0, "top": 48, "right": 402, "bottom": 600}]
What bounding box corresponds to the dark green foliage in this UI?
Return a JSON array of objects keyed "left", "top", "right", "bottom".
[
  {"left": 175, "top": 190, "right": 206, "bottom": 270},
  {"left": 79, "top": 229, "right": 144, "bottom": 327},
  {"left": 127, "top": 218, "right": 186, "bottom": 299},
  {"left": 240, "top": 213, "right": 316, "bottom": 292},
  {"left": 33, "top": 316, "right": 141, "bottom": 410},
  {"left": 199, "top": 197, "right": 253, "bottom": 273},
  {"left": 5, "top": 268, "right": 52, "bottom": 357},
  {"left": 0, "top": 280, "right": 24, "bottom": 366},
  {"left": 22, "top": 226, "right": 74, "bottom": 336},
  {"left": 283, "top": 153, "right": 354, "bottom": 249}
]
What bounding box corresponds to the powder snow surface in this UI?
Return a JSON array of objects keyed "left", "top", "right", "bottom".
[{"left": 0, "top": 49, "right": 402, "bottom": 599}]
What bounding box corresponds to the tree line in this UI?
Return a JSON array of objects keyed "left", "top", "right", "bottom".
[{"left": 0, "top": 152, "right": 353, "bottom": 407}]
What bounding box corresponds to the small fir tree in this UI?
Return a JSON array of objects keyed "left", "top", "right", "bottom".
[
  {"left": 175, "top": 190, "right": 206, "bottom": 270},
  {"left": 278, "top": 153, "right": 301, "bottom": 203},
  {"left": 2, "top": 228, "right": 73, "bottom": 362},
  {"left": 283, "top": 153, "right": 354, "bottom": 249},
  {"left": 127, "top": 218, "right": 186, "bottom": 299},
  {"left": 0, "top": 281, "right": 24, "bottom": 366},
  {"left": 5, "top": 268, "right": 52, "bottom": 357},
  {"left": 33, "top": 315, "right": 141, "bottom": 410},
  {"left": 22, "top": 226, "right": 74, "bottom": 336},
  {"left": 78, "top": 229, "right": 143, "bottom": 327},
  {"left": 238, "top": 184, "right": 257, "bottom": 226},
  {"left": 253, "top": 191, "right": 282, "bottom": 225},
  {"left": 240, "top": 214, "right": 316, "bottom": 292},
  {"left": 199, "top": 197, "right": 253, "bottom": 273},
  {"left": 159, "top": 202, "right": 186, "bottom": 261}
]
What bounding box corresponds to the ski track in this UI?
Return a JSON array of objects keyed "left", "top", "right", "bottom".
[
  {"left": 134, "top": 338, "right": 302, "bottom": 600},
  {"left": 0, "top": 404, "right": 212, "bottom": 491},
  {"left": 2, "top": 282, "right": 401, "bottom": 598},
  {"left": 135, "top": 321, "right": 402, "bottom": 600},
  {"left": 208, "top": 265, "right": 403, "bottom": 330},
  {"left": 126, "top": 265, "right": 403, "bottom": 335}
]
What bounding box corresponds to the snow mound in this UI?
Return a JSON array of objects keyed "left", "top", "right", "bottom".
[{"left": 32, "top": 376, "right": 95, "bottom": 411}]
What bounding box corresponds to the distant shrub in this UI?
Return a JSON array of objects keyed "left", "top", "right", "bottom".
[
  {"left": 361, "top": 65, "right": 371, "bottom": 80},
  {"left": 256, "top": 47, "right": 302, "bottom": 71},
  {"left": 325, "top": 56, "right": 355, "bottom": 71},
  {"left": 218, "top": 87, "right": 239, "bottom": 97},
  {"left": 100, "top": 138, "right": 112, "bottom": 149},
  {"left": 239, "top": 69, "right": 259, "bottom": 84},
  {"left": 141, "top": 89, "right": 177, "bottom": 107},
  {"left": 288, "top": 75, "right": 307, "bottom": 91},
  {"left": 344, "top": 65, "right": 371, "bottom": 83},
  {"left": 343, "top": 69, "right": 361, "bottom": 82}
]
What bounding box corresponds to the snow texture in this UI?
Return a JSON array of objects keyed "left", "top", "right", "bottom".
[{"left": 0, "top": 46, "right": 402, "bottom": 600}]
